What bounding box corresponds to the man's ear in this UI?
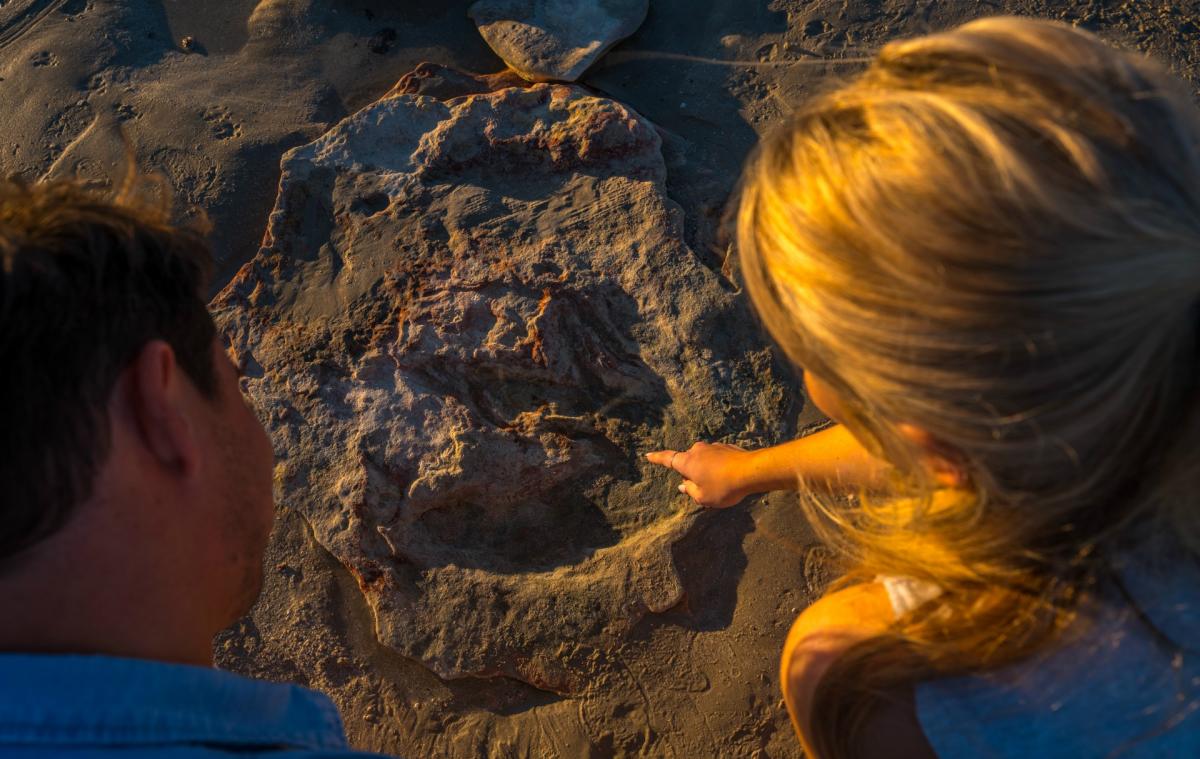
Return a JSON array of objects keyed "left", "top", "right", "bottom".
[
  {"left": 895, "top": 423, "right": 968, "bottom": 488},
  {"left": 127, "top": 340, "right": 201, "bottom": 478}
]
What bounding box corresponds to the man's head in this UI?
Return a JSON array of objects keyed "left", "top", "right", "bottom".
[{"left": 0, "top": 176, "right": 274, "bottom": 662}]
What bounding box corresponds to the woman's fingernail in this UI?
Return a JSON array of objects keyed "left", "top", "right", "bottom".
[{"left": 678, "top": 484, "right": 686, "bottom": 493}]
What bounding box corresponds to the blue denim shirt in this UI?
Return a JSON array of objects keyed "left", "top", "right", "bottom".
[
  {"left": 0, "top": 653, "right": 390, "bottom": 757},
  {"left": 916, "top": 543, "right": 1200, "bottom": 758}
]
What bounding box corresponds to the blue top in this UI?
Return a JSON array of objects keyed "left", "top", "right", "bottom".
[
  {"left": 916, "top": 541, "right": 1200, "bottom": 758},
  {"left": 0, "top": 653, "right": 390, "bottom": 758}
]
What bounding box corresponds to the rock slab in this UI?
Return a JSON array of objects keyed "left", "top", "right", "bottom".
[
  {"left": 468, "top": 0, "right": 649, "bottom": 82},
  {"left": 213, "top": 70, "right": 790, "bottom": 693}
]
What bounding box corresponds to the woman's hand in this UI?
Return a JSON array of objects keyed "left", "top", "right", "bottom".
[
  {"left": 647, "top": 426, "right": 889, "bottom": 508},
  {"left": 645, "top": 441, "right": 756, "bottom": 508}
]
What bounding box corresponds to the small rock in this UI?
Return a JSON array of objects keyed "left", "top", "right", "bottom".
[
  {"left": 468, "top": 0, "right": 649, "bottom": 82},
  {"left": 180, "top": 35, "right": 195, "bottom": 51},
  {"left": 387, "top": 62, "right": 526, "bottom": 100}
]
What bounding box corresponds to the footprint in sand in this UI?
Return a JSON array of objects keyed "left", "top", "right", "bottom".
[
  {"left": 113, "top": 102, "right": 139, "bottom": 122},
  {"left": 29, "top": 50, "right": 57, "bottom": 67},
  {"left": 202, "top": 105, "right": 242, "bottom": 141}
]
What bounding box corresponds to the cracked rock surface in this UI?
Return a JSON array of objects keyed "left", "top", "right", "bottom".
[
  {"left": 468, "top": 0, "right": 649, "bottom": 82},
  {"left": 212, "top": 72, "right": 792, "bottom": 694}
]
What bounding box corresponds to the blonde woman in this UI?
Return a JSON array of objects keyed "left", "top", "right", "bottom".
[{"left": 648, "top": 16, "right": 1200, "bottom": 759}]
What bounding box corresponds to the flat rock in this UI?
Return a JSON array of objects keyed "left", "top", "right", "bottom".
[
  {"left": 468, "top": 0, "right": 648, "bottom": 82},
  {"left": 212, "top": 70, "right": 790, "bottom": 693}
]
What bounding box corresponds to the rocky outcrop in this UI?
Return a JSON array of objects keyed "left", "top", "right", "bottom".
[
  {"left": 212, "top": 69, "right": 791, "bottom": 693},
  {"left": 468, "top": 0, "right": 649, "bottom": 82}
]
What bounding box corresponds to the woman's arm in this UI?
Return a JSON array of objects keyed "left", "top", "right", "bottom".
[
  {"left": 783, "top": 582, "right": 939, "bottom": 758},
  {"left": 645, "top": 423, "right": 890, "bottom": 508}
]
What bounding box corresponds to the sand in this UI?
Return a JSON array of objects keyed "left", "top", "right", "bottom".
[{"left": 2, "top": 1, "right": 1198, "bottom": 757}]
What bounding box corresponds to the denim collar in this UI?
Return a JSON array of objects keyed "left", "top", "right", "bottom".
[{"left": 0, "top": 653, "right": 350, "bottom": 751}]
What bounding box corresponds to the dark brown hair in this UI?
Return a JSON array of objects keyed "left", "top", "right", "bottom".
[{"left": 0, "top": 175, "right": 217, "bottom": 562}]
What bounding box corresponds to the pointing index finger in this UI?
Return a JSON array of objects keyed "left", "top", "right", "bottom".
[{"left": 644, "top": 450, "right": 678, "bottom": 468}]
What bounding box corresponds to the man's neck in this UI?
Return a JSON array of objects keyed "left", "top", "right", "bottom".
[{"left": 0, "top": 530, "right": 216, "bottom": 666}]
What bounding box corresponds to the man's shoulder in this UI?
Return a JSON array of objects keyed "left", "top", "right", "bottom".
[
  {"left": 0, "top": 653, "right": 393, "bottom": 758},
  {"left": 3, "top": 748, "right": 387, "bottom": 758}
]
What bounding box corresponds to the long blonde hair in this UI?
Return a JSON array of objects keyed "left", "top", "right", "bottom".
[{"left": 737, "top": 16, "right": 1200, "bottom": 757}]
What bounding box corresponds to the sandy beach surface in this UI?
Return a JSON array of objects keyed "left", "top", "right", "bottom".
[{"left": 2, "top": 1, "right": 1198, "bottom": 757}]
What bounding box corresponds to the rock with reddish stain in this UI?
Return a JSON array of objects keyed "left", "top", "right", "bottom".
[
  {"left": 212, "top": 70, "right": 791, "bottom": 693},
  {"left": 387, "top": 62, "right": 528, "bottom": 100},
  {"left": 468, "top": 0, "right": 648, "bottom": 82}
]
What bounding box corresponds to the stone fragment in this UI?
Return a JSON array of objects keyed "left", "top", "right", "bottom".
[
  {"left": 213, "top": 69, "right": 790, "bottom": 692},
  {"left": 468, "top": 0, "right": 649, "bottom": 82},
  {"left": 387, "top": 62, "right": 527, "bottom": 100}
]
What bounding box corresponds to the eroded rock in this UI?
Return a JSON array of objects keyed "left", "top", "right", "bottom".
[
  {"left": 387, "top": 61, "right": 528, "bottom": 100},
  {"left": 213, "top": 72, "right": 790, "bottom": 693},
  {"left": 468, "top": 0, "right": 648, "bottom": 82}
]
